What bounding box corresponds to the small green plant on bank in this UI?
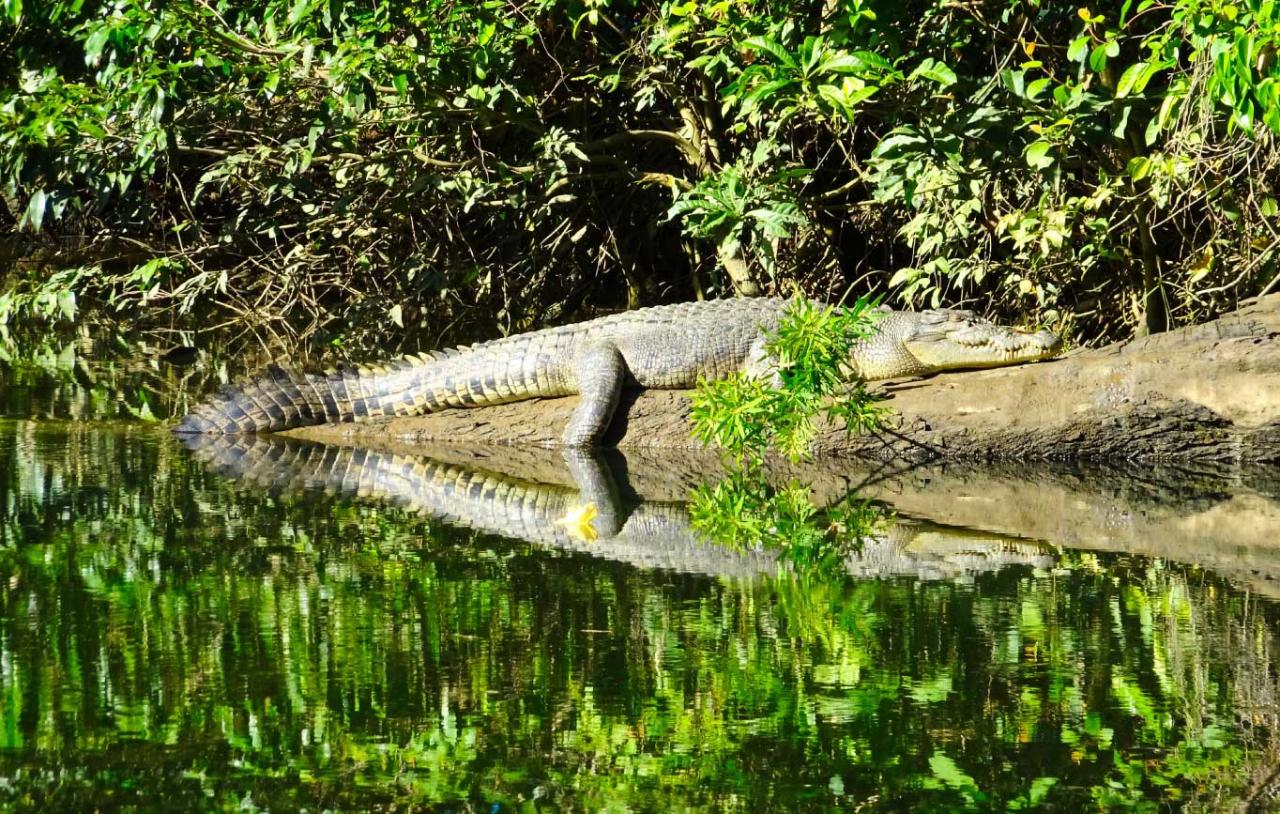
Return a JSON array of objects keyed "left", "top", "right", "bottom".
[
  {"left": 687, "top": 296, "right": 888, "bottom": 565},
  {"left": 690, "top": 296, "right": 887, "bottom": 461}
]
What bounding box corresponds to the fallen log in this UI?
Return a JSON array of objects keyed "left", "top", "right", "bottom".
[{"left": 285, "top": 294, "right": 1280, "bottom": 463}]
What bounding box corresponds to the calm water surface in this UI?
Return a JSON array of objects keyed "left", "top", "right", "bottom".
[{"left": 0, "top": 335, "right": 1278, "bottom": 812}]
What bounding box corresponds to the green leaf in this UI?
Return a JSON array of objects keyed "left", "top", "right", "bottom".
[
  {"left": 1144, "top": 113, "right": 1162, "bottom": 145},
  {"left": 1264, "top": 103, "right": 1280, "bottom": 136},
  {"left": 1024, "top": 140, "right": 1055, "bottom": 169},
  {"left": 1129, "top": 60, "right": 1165, "bottom": 97},
  {"left": 742, "top": 78, "right": 795, "bottom": 111},
  {"left": 23, "top": 189, "right": 47, "bottom": 231},
  {"left": 287, "top": 0, "right": 313, "bottom": 25},
  {"left": 151, "top": 87, "right": 166, "bottom": 124},
  {"left": 84, "top": 26, "right": 110, "bottom": 67},
  {"left": 1112, "top": 103, "right": 1131, "bottom": 138},
  {"left": 909, "top": 58, "right": 957, "bottom": 88},
  {"left": 1089, "top": 44, "right": 1111, "bottom": 73},
  {"left": 1115, "top": 62, "right": 1145, "bottom": 97},
  {"left": 817, "top": 84, "right": 853, "bottom": 117},
  {"left": 741, "top": 36, "right": 798, "bottom": 69},
  {"left": 1262, "top": 197, "right": 1278, "bottom": 218},
  {"left": 820, "top": 52, "right": 872, "bottom": 75},
  {"left": 746, "top": 206, "right": 804, "bottom": 237},
  {"left": 4, "top": 0, "right": 20, "bottom": 25},
  {"left": 843, "top": 85, "right": 877, "bottom": 106},
  {"left": 799, "top": 36, "right": 822, "bottom": 74},
  {"left": 872, "top": 130, "right": 925, "bottom": 157},
  {"left": 1026, "top": 77, "right": 1052, "bottom": 100},
  {"left": 888, "top": 266, "right": 917, "bottom": 287},
  {"left": 849, "top": 50, "right": 893, "bottom": 73},
  {"left": 1067, "top": 35, "right": 1091, "bottom": 63},
  {"left": 1001, "top": 69, "right": 1025, "bottom": 97},
  {"left": 1127, "top": 155, "right": 1152, "bottom": 181}
]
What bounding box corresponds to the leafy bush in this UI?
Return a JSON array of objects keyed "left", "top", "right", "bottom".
[{"left": 2, "top": 0, "right": 1278, "bottom": 345}]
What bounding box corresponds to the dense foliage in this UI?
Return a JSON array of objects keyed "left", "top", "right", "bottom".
[
  {"left": 2, "top": 0, "right": 1279, "bottom": 344},
  {"left": 690, "top": 296, "right": 885, "bottom": 459}
]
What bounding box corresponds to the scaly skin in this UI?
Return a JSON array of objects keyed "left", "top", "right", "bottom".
[
  {"left": 175, "top": 298, "right": 1062, "bottom": 446},
  {"left": 183, "top": 434, "right": 1059, "bottom": 580}
]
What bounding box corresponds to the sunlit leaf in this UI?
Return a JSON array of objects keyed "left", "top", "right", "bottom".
[
  {"left": 909, "top": 58, "right": 957, "bottom": 88},
  {"left": 23, "top": 189, "right": 46, "bottom": 231},
  {"left": 1024, "top": 140, "right": 1055, "bottom": 169}
]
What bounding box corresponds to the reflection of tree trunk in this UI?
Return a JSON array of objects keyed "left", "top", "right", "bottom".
[{"left": 284, "top": 295, "right": 1280, "bottom": 464}]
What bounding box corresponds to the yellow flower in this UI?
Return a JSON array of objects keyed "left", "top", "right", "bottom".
[{"left": 555, "top": 502, "right": 599, "bottom": 542}]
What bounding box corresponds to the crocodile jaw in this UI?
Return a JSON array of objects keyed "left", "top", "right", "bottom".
[{"left": 901, "top": 312, "right": 1063, "bottom": 373}]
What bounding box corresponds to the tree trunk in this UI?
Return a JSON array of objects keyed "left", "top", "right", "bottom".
[
  {"left": 716, "top": 245, "right": 760, "bottom": 297},
  {"left": 1135, "top": 195, "right": 1170, "bottom": 336}
]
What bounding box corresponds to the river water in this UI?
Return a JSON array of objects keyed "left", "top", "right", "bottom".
[{"left": 0, "top": 332, "right": 1278, "bottom": 812}]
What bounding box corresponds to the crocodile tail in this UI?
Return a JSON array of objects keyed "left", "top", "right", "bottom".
[{"left": 175, "top": 357, "right": 429, "bottom": 434}]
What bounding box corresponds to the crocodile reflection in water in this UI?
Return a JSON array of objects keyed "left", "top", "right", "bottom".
[{"left": 181, "top": 434, "right": 1057, "bottom": 581}]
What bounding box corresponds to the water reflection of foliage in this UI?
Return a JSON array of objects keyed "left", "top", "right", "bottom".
[
  {"left": 689, "top": 463, "right": 885, "bottom": 572},
  {"left": 0, "top": 326, "right": 208, "bottom": 423},
  {"left": 0, "top": 427, "right": 1277, "bottom": 810}
]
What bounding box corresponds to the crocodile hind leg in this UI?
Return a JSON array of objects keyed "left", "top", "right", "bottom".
[{"left": 563, "top": 342, "right": 626, "bottom": 448}]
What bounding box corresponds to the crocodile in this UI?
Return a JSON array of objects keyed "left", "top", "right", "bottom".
[
  {"left": 175, "top": 297, "right": 1062, "bottom": 446},
  {"left": 182, "top": 434, "right": 1058, "bottom": 581}
]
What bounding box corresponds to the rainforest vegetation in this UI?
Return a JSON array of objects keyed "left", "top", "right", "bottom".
[
  {"left": 2, "top": 0, "right": 1279, "bottom": 347},
  {"left": 5, "top": 6, "right": 1280, "bottom": 807}
]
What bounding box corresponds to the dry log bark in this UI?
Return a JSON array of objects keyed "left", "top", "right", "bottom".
[{"left": 285, "top": 294, "right": 1280, "bottom": 463}]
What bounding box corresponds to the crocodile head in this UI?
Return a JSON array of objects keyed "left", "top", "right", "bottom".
[{"left": 867, "top": 308, "right": 1063, "bottom": 378}]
